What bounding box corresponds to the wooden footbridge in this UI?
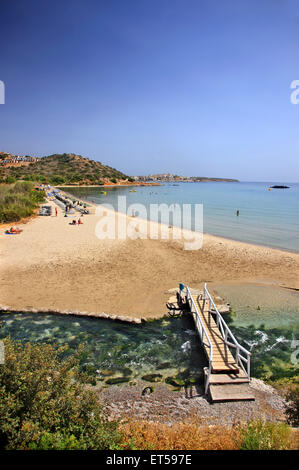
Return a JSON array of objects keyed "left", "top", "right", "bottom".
[{"left": 171, "top": 283, "right": 254, "bottom": 403}]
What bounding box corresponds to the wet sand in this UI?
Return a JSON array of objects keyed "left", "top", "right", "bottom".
[{"left": 1, "top": 199, "right": 299, "bottom": 318}]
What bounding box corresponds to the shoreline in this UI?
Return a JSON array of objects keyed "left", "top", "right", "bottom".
[
  {"left": 2, "top": 200, "right": 299, "bottom": 257},
  {"left": 1, "top": 198, "right": 299, "bottom": 318},
  {"left": 57, "top": 181, "right": 162, "bottom": 188},
  {"left": 63, "top": 187, "right": 299, "bottom": 256}
]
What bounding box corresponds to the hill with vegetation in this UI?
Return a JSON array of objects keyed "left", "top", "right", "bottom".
[{"left": 0, "top": 153, "right": 133, "bottom": 186}]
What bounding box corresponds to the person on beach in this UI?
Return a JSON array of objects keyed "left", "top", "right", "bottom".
[
  {"left": 55, "top": 207, "right": 58, "bottom": 217},
  {"left": 78, "top": 218, "right": 83, "bottom": 225},
  {"left": 236, "top": 210, "right": 240, "bottom": 216}
]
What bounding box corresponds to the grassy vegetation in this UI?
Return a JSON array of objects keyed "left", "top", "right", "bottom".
[
  {"left": 236, "top": 420, "right": 293, "bottom": 450},
  {"left": 120, "top": 419, "right": 298, "bottom": 450},
  {"left": 0, "top": 153, "right": 129, "bottom": 185},
  {"left": 120, "top": 419, "right": 239, "bottom": 450},
  {"left": 0, "top": 181, "right": 45, "bottom": 223},
  {"left": 0, "top": 338, "right": 298, "bottom": 450}
]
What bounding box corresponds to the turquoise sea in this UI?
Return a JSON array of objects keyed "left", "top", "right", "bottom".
[{"left": 67, "top": 181, "right": 299, "bottom": 252}]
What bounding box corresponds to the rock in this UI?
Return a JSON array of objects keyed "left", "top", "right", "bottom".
[
  {"left": 156, "top": 362, "right": 172, "bottom": 370},
  {"left": 165, "top": 377, "right": 184, "bottom": 388},
  {"left": 216, "top": 304, "right": 230, "bottom": 314},
  {"left": 141, "top": 373, "right": 163, "bottom": 383},
  {"left": 142, "top": 386, "right": 154, "bottom": 396},
  {"left": 99, "top": 369, "right": 114, "bottom": 376},
  {"left": 105, "top": 377, "right": 130, "bottom": 385},
  {"left": 122, "top": 368, "right": 133, "bottom": 376}
]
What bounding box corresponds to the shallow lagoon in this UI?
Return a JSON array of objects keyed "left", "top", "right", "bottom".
[{"left": 0, "top": 312, "right": 207, "bottom": 389}]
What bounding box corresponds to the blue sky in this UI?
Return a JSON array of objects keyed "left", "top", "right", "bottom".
[{"left": 0, "top": 0, "right": 299, "bottom": 181}]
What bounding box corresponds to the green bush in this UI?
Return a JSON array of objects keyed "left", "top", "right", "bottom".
[
  {"left": 49, "top": 175, "right": 65, "bottom": 185},
  {"left": 0, "top": 338, "right": 121, "bottom": 450},
  {"left": 285, "top": 385, "right": 299, "bottom": 427},
  {"left": 237, "top": 420, "right": 292, "bottom": 450},
  {"left": 0, "top": 181, "right": 45, "bottom": 223},
  {"left": 4, "top": 176, "right": 16, "bottom": 184}
]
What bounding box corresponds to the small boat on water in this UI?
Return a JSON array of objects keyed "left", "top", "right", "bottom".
[
  {"left": 270, "top": 185, "right": 290, "bottom": 189},
  {"left": 100, "top": 191, "right": 107, "bottom": 195},
  {"left": 129, "top": 190, "right": 137, "bottom": 192}
]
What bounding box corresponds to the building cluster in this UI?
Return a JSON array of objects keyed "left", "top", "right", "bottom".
[
  {"left": 132, "top": 173, "right": 189, "bottom": 182},
  {"left": 0, "top": 152, "right": 39, "bottom": 166}
]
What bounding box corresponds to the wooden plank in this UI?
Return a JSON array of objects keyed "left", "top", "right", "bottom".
[
  {"left": 209, "top": 371, "right": 249, "bottom": 385},
  {"left": 193, "top": 295, "right": 238, "bottom": 369},
  {"left": 209, "top": 384, "right": 255, "bottom": 402}
]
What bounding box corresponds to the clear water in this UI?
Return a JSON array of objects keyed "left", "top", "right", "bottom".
[
  {"left": 1, "top": 296, "right": 297, "bottom": 384},
  {"left": 211, "top": 284, "right": 299, "bottom": 382},
  {"left": 212, "top": 284, "right": 299, "bottom": 329},
  {"left": 0, "top": 313, "right": 207, "bottom": 388},
  {"left": 65, "top": 181, "right": 299, "bottom": 252}
]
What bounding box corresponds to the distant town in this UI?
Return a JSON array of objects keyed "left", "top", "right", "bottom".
[
  {"left": 132, "top": 173, "right": 239, "bottom": 183},
  {"left": 0, "top": 152, "right": 39, "bottom": 166}
]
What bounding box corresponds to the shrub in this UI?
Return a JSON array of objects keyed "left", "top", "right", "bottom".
[
  {"left": 236, "top": 420, "right": 292, "bottom": 450},
  {"left": 285, "top": 385, "right": 299, "bottom": 427},
  {"left": 0, "top": 181, "right": 45, "bottom": 223},
  {"left": 49, "top": 175, "right": 65, "bottom": 185},
  {"left": 4, "top": 176, "right": 16, "bottom": 184},
  {"left": 0, "top": 338, "right": 121, "bottom": 450}
]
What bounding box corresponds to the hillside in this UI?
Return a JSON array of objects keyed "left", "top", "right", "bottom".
[{"left": 0, "top": 153, "right": 132, "bottom": 186}]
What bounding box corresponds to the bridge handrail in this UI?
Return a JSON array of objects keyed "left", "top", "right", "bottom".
[
  {"left": 180, "top": 283, "right": 213, "bottom": 394},
  {"left": 203, "top": 283, "right": 251, "bottom": 378}
]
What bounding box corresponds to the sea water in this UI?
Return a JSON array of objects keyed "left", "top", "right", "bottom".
[
  {"left": 0, "top": 313, "right": 207, "bottom": 389},
  {"left": 211, "top": 283, "right": 299, "bottom": 381},
  {"left": 66, "top": 181, "right": 299, "bottom": 252}
]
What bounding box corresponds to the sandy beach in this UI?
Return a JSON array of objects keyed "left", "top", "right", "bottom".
[{"left": 1, "top": 199, "right": 299, "bottom": 319}]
